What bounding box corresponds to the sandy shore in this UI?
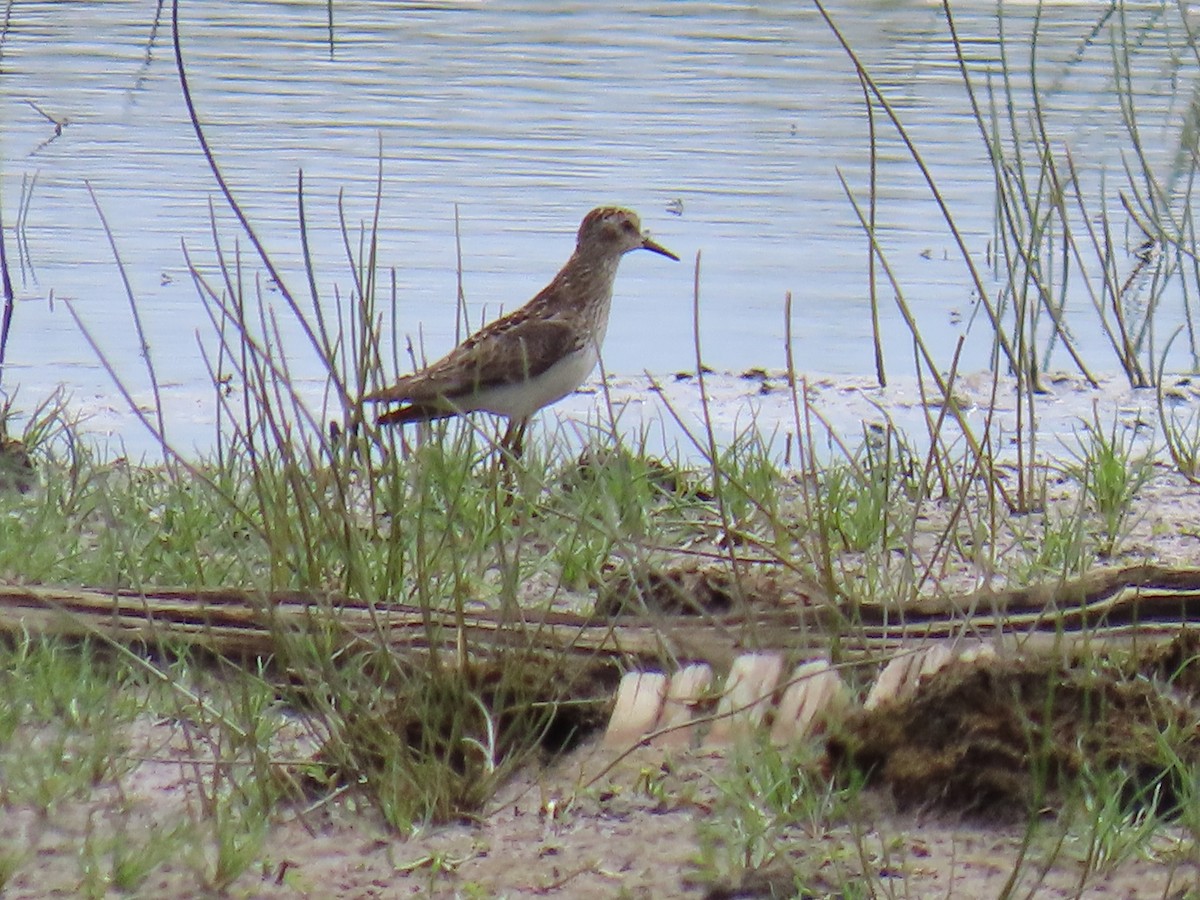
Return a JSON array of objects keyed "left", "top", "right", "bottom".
[{"left": 41, "top": 367, "right": 1187, "bottom": 464}]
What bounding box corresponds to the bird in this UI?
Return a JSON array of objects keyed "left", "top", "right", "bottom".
[{"left": 361, "top": 206, "right": 679, "bottom": 457}]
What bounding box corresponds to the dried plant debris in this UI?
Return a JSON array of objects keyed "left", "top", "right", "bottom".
[
  {"left": 827, "top": 642, "right": 1200, "bottom": 817},
  {"left": 557, "top": 446, "right": 699, "bottom": 498},
  {"left": 0, "top": 436, "right": 33, "bottom": 493},
  {"left": 597, "top": 559, "right": 741, "bottom": 616},
  {"left": 595, "top": 558, "right": 814, "bottom": 617}
]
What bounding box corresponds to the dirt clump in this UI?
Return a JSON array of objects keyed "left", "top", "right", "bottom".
[{"left": 827, "top": 646, "right": 1200, "bottom": 817}]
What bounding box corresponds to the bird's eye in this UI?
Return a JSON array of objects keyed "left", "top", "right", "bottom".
[{"left": 621, "top": 219, "right": 637, "bottom": 232}]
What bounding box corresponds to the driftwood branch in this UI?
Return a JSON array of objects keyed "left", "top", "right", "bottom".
[{"left": 2, "top": 565, "right": 1199, "bottom": 670}]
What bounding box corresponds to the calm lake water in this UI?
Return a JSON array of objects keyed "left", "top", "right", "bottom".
[{"left": 0, "top": 1, "right": 1195, "bottom": 452}]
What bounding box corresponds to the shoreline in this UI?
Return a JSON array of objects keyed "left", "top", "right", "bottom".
[{"left": 26, "top": 367, "right": 1187, "bottom": 464}]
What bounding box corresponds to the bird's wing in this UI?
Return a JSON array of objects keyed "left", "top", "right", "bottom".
[{"left": 363, "top": 315, "right": 581, "bottom": 405}]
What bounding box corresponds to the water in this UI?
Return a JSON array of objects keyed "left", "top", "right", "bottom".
[{"left": 0, "top": 0, "right": 1194, "bottom": 453}]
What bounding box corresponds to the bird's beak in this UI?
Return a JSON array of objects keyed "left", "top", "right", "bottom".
[{"left": 641, "top": 235, "right": 680, "bottom": 261}]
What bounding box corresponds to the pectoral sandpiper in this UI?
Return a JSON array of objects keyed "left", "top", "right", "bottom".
[{"left": 362, "top": 206, "right": 679, "bottom": 456}]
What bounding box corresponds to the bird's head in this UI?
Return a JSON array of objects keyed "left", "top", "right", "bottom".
[{"left": 577, "top": 207, "right": 679, "bottom": 261}]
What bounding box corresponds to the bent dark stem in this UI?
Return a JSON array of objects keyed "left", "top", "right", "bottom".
[
  {"left": 0, "top": 196, "right": 13, "bottom": 388},
  {"left": 171, "top": 0, "right": 341, "bottom": 399}
]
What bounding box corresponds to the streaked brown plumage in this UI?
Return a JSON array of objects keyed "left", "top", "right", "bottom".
[{"left": 362, "top": 206, "right": 678, "bottom": 455}]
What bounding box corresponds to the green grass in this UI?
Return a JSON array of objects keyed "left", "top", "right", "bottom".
[
  {"left": 693, "top": 735, "right": 865, "bottom": 889},
  {"left": 1059, "top": 412, "right": 1155, "bottom": 557}
]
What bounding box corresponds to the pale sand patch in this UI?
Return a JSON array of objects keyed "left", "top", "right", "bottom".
[{"left": 6, "top": 733, "right": 1194, "bottom": 897}]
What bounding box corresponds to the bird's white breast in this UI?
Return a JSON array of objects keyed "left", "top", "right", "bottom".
[{"left": 467, "top": 342, "right": 600, "bottom": 419}]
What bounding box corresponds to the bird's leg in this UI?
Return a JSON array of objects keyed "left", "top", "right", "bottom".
[
  {"left": 499, "top": 420, "right": 518, "bottom": 462},
  {"left": 512, "top": 418, "right": 529, "bottom": 459},
  {"left": 500, "top": 417, "right": 529, "bottom": 463},
  {"left": 494, "top": 418, "right": 527, "bottom": 502}
]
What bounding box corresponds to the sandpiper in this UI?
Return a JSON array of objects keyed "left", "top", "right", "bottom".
[{"left": 362, "top": 206, "right": 679, "bottom": 456}]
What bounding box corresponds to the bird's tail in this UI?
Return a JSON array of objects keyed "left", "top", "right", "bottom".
[{"left": 376, "top": 404, "right": 452, "bottom": 427}]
